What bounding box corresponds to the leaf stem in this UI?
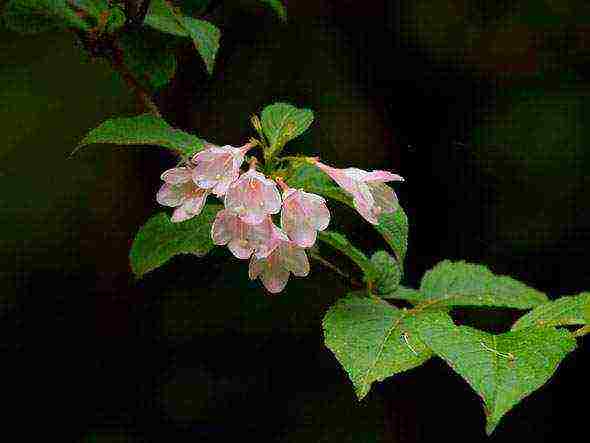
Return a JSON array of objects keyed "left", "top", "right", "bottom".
[
  {"left": 573, "top": 325, "right": 590, "bottom": 338},
  {"left": 309, "top": 251, "right": 362, "bottom": 288}
]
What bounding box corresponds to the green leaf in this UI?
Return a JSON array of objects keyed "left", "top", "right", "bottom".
[
  {"left": 415, "top": 314, "right": 576, "bottom": 434},
  {"left": 144, "top": 0, "right": 220, "bottom": 74},
  {"left": 419, "top": 260, "right": 549, "bottom": 309},
  {"left": 318, "top": 231, "right": 375, "bottom": 283},
  {"left": 379, "top": 285, "right": 425, "bottom": 304},
  {"left": 181, "top": 17, "right": 220, "bottom": 75},
  {"left": 259, "top": 0, "right": 287, "bottom": 22},
  {"left": 370, "top": 250, "right": 401, "bottom": 295},
  {"left": 261, "top": 102, "right": 314, "bottom": 150},
  {"left": 512, "top": 292, "right": 590, "bottom": 331},
  {"left": 3, "top": 0, "right": 90, "bottom": 34},
  {"left": 118, "top": 31, "right": 177, "bottom": 92},
  {"left": 374, "top": 207, "right": 408, "bottom": 266},
  {"left": 103, "top": 4, "right": 125, "bottom": 34},
  {"left": 129, "top": 205, "right": 221, "bottom": 278},
  {"left": 323, "top": 293, "right": 449, "bottom": 399},
  {"left": 75, "top": 114, "right": 206, "bottom": 158}
]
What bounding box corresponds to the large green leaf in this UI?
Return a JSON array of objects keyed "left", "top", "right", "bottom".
[
  {"left": 512, "top": 292, "right": 590, "bottom": 331},
  {"left": 419, "top": 260, "right": 549, "bottom": 309},
  {"left": 261, "top": 103, "right": 314, "bottom": 150},
  {"left": 119, "top": 31, "right": 177, "bottom": 92},
  {"left": 379, "top": 285, "right": 425, "bottom": 304},
  {"left": 370, "top": 250, "right": 401, "bottom": 295},
  {"left": 415, "top": 314, "right": 576, "bottom": 434},
  {"left": 259, "top": 0, "right": 287, "bottom": 22},
  {"left": 323, "top": 293, "right": 447, "bottom": 399},
  {"left": 75, "top": 114, "right": 206, "bottom": 157},
  {"left": 3, "top": 0, "right": 90, "bottom": 34},
  {"left": 144, "top": 0, "right": 220, "bottom": 74},
  {"left": 130, "top": 204, "right": 221, "bottom": 278},
  {"left": 318, "top": 231, "right": 375, "bottom": 283}
]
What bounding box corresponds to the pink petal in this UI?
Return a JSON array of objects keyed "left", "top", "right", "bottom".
[
  {"left": 280, "top": 243, "right": 310, "bottom": 277},
  {"left": 171, "top": 206, "right": 194, "bottom": 223},
  {"left": 156, "top": 183, "right": 185, "bottom": 207},
  {"left": 363, "top": 170, "right": 405, "bottom": 183},
  {"left": 211, "top": 209, "right": 235, "bottom": 245},
  {"left": 181, "top": 191, "right": 209, "bottom": 217},
  {"left": 261, "top": 181, "right": 282, "bottom": 214},
  {"left": 253, "top": 223, "right": 288, "bottom": 259},
  {"left": 260, "top": 267, "right": 290, "bottom": 294},
  {"left": 161, "top": 167, "right": 192, "bottom": 184},
  {"left": 212, "top": 172, "right": 239, "bottom": 197},
  {"left": 228, "top": 238, "right": 254, "bottom": 259},
  {"left": 248, "top": 256, "right": 265, "bottom": 280},
  {"left": 353, "top": 197, "right": 380, "bottom": 225},
  {"left": 302, "top": 192, "right": 330, "bottom": 231}
]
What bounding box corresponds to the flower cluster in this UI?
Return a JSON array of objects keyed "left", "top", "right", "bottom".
[{"left": 156, "top": 142, "right": 402, "bottom": 293}]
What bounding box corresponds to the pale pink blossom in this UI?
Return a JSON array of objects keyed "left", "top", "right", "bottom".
[
  {"left": 211, "top": 210, "right": 288, "bottom": 259},
  {"left": 224, "top": 165, "right": 281, "bottom": 225},
  {"left": 314, "top": 160, "right": 404, "bottom": 225},
  {"left": 157, "top": 167, "right": 211, "bottom": 223},
  {"left": 280, "top": 186, "right": 330, "bottom": 248},
  {"left": 191, "top": 142, "right": 255, "bottom": 197},
  {"left": 248, "top": 240, "right": 310, "bottom": 294}
]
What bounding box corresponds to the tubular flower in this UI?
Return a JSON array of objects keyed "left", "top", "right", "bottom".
[
  {"left": 156, "top": 167, "right": 211, "bottom": 223},
  {"left": 248, "top": 240, "right": 310, "bottom": 294},
  {"left": 224, "top": 165, "right": 282, "bottom": 225},
  {"left": 191, "top": 141, "right": 255, "bottom": 197},
  {"left": 280, "top": 186, "right": 330, "bottom": 248},
  {"left": 211, "top": 210, "right": 288, "bottom": 259},
  {"left": 313, "top": 160, "right": 404, "bottom": 225}
]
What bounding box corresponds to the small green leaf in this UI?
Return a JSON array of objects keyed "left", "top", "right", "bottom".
[
  {"left": 259, "top": 0, "right": 287, "bottom": 22},
  {"left": 181, "top": 17, "right": 220, "bottom": 75},
  {"left": 374, "top": 208, "right": 408, "bottom": 266},
  {"left": 512, "top": 292, "right": 590, "bottom": 331},
  {"left": 261, "top": 103, "right": 314, "bottom": 150},
  {"left": 118, "top": 31, "right": 177, "bottom": 92},
  {"left": 3, "top": 0, "right": 90, "bottom": 34},
  {"left": 419, "top": 260, "right": 549, "bottom": 309},
  {"left": 415, "top": 314, "right": 576, "bottom": 434},
  {"left": 323, "top": 293, "right": 446, "bottom": 399},
  {"left": 75, "top": 114, "right": 206, "bottom": 157},
  {"left": 318, "top": 231, "right": 375, "bottom": 283},
  {"left": 104, "top": 4, "right": 125, "bottom": 34},
  {"left": 370, "top": 251, "right": 401, "bottom": 295},
  {"left": 144, "top": 0, "right": 221, "bottom": 74},
  {"left": 130, "top": 205, "right": 221, "bottom": 278}
]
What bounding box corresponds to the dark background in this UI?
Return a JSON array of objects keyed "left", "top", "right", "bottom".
[{"left": 2, "top": 0, "right": 590, "bottom": 441}]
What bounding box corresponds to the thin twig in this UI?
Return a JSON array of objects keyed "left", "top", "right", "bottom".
[
  {"left": 309, "top": 251, "right": 363, "bottom": 288},
  {"left": 573, "top": 325, "right": 590, "bottom": 338}
]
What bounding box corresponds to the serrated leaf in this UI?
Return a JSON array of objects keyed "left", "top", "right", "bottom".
[
  {"left": 3, "top": 0, "right": 90, "bottom": 34},
  {"left": 130, "top": 204, "right": 221, "bottom": 278},
  {"left": 512, "top": 292, "right": 590, "bottom": 331},
  {"left": 259, "top": 0, "right": 287, "bottom": 22},
  {"left": 379, "top": 285, "right": 425, "bottom": 304},
  {"left": 323, "top": 293, "right": 448, "bottom": 399},
  {"left": 415, "top": 314, "right": 576, "bottom": 434},
  {"left": 75, "top": 114, "right": 206, "bottom": 157},
  {"left": 370, "top": 251, "right": 401, "bottom": 295},
  {"left": 119, "top": 31, "right": 177, "bottom": 92},
  {"left": 261, "top": 103, "right": 314, "bottom": 150},
  {"left": 144, "top": 0, "right": 220, "bottom": 74},
  {"left": 374, "top": 207, "right": 408, "bottom": 265},
  {"left": 419, "top": 260, "right": 549, "bottom": 309},
  {"left": 182, "top": 17, "right": 220, "bottom": 75},
  {"left": 318, "top": 231, "right": 375, "bottom": 283}
]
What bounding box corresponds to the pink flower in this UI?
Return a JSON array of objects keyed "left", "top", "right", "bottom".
[
  {"left": 224, "top": 165, "right": 282, "bottom": 225},
  {"left": 314, "top": 161, "right": 404, "bottom": 225},
  {"left": 157, "top": 167, "right": 211, "bottom": 223},
  {"left": 191, "top": 141, "right": 255, "bottom": 197},
  {"left": 248, "top": 240, "right": 310, "bottom": 294},
  {"left": 280, "top": 186, "right": 330, "bottom": 248},
  {"left": 211, "top": 210, "right": 288, "bottom": 259}
]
